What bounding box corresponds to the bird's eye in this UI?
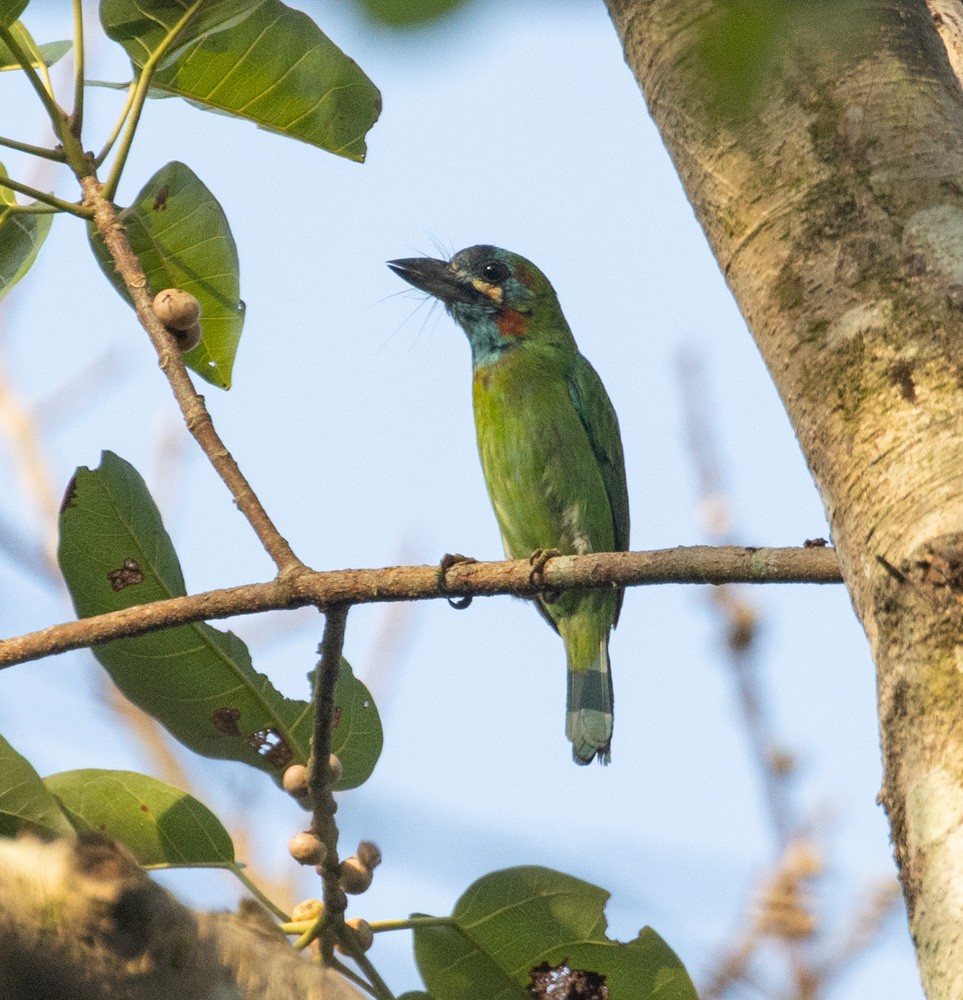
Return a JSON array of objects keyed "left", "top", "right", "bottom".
[{"left": 481, "top": 260, "right": 511, "bottom": 284}]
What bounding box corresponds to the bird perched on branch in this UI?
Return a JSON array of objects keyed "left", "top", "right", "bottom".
[{"left": 388, "top": 245, "right": 629, "bottom": 765}]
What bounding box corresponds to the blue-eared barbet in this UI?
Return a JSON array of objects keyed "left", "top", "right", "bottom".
[{"left": 388, "top": 246, "right": 629, "bottom": 764}]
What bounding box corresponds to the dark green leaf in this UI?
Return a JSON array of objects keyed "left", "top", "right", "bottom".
[
  {"left": 414, "top": 866, "right": 697, "bottom": 1000},
  {"left": 149, "top": 0, "right": 380, "bottom": 160},
  {"left": 397, "top": 994, "right": 435, "bottom": 1000},
  {"left": 355, "top": 0, "right": 469, "bottom": 28},
  {"left": 0, "top": 2, "right": 27, "bottom": 28},
  {"left": 0, "top": 162, "right": 53, "bottom": 302},
  {"left": 88, "top": 161, "right": 241, "bottom": 389},
  {"left": 100, "top": 0, "right": 265, "bottom": 68},
  {"left": 45, "top": 769, "right": 234, "bottom": 868},
  {"left": 0, "top": 22, "right": 70, "bottom": 71},
  {"left": 57, "top": 452, "right": 382, "bottom": 790},
  {"left": 0, "top": 734, "right": 74, "bottom": 838}
]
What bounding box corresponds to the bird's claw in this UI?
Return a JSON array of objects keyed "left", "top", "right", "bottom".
[
  {"left": 438, "top": 553, "right": 478, "bottom": 610},
  {"left": 529, "top": 548, "right": 562, "bottom": 603}
]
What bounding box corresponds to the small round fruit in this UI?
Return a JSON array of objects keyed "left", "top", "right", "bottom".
[
  {"left": 290, "top": 898, "right": 324, "bottom": 922},
  {"left": 153, "top": 288, "right": 201, "bottom": 330},
  {"left": 356, "top": 841, "right": 382, "bottom": 871},
  {"left": 336, "top": 917, "right": 374, "bottom": 954},
  {"left": 288, "top": 831, "right": 327, "bottom": 866},
  {"left": 339, "top": 856, "right": 373, "bottom": 895}
]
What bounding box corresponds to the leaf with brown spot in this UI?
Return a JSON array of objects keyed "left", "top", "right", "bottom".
[
  {"left": 57, "top": 452, "right": 382, "bottom": 789},
  {"left": 413, "top": 866, "right": 696, "bottom": 1000}
]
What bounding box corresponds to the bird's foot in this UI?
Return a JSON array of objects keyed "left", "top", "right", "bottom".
[
  {"left": 438, "top": 553, "right": 478, "bottom": 609},
  {"left": 528, "top": 548, "right": 562, "bottom": 603}
]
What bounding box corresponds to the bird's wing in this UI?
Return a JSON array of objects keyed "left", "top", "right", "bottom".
[{"left": 565, "top": 354, "right": 630, "bottom": 622}]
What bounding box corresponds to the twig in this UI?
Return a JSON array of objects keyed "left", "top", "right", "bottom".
[
  {"left": 0, "top": 174, "right": 90, "bottom": 218},
  {"left": 80, "top": 175, "right": 305, "bottom": 577},
  {"left": 0, "top": 546, "right": 842, "bottom": 668},
  {"left": 0, "top": 134, "right": 65, "bottom": 161},
  {"left": 308, "top": 606, "right": 350, "bottom": 962}
]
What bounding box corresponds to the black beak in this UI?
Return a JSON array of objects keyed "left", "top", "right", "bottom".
[{"left": 387, "top": 256, "right": 482, "bottom": 306}]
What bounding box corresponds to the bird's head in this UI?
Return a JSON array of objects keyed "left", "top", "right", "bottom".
[{"left": 388, "top": 245, "right": 574, "bottom": 366}]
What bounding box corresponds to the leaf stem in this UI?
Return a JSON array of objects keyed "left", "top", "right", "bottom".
[
  {"left": 229, "top": 864, "right": 288, "bottom": 921},
  {"left": 94, "top": 82, "right": 136, "bottom": 167},
  {"left": 369, "top": 916, "right": 454, "bottom": 933},
  {"left": 103, "top": 0, "right": 205, "bottom": 199},
  {"left": 71, "top": 0, "right": 85, "bottom": 136},
  {"left": 0, "top": 134, "right": 65, "bottom": 161},
  {"left": 0, "top": 174, "right": 90, "bottom": 218}
]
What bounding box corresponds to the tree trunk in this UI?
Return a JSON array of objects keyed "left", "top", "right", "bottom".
[{"left": 603, "top": 0, "right": 963, "bottom": 995}]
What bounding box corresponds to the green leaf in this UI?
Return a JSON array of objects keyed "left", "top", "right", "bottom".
[
  {"left": 148, "top": 0, "right": 380, "bottom": 160},
  {"left": 0, "top": 22, "right": 70, "bottom": 71},
  {"left": 414, "top": 867, "right": 697, "bottom": 1000},
  {"left": 0, "top": 2, "right": 27, "bottom": 28},
  {"left": 57, "top": 452, "right": 382, "bottom": 790},
  {"left": 88, "top": 161, "right": 242, "bottom": 389},
  {"left": 398, "top": 994, "right": 435, "bottom": 1000},
  {"left": 0, "top": 734, "right": 74, "bottom": 839},
  {"left": 45, "top": 769, "right": 234, "bottom": 868},
  {"left": 356, "top": 0, "right": 469, "bottom": 28},
  {"left": 100, "top": 0, "right": 265, "bottom": 68},
  {"left": 0, "top": 162, "right": 53, "bottom": 302}
]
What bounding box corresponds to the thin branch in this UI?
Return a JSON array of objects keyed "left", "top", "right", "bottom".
[
  {"left": 308, "top": 606, "right": 350, "bottom": 962},
  {"left": 0, "top": 134, "right": 65, "bottom": 161},
  {"left": 0, "top": 546, "right": 842, "bottom": 668},
  {"left": 0, "top": 174, "right": 90, "bottom": 218},
  {"left": 80, "top": 175, "right": 304, "bottom": 576}
]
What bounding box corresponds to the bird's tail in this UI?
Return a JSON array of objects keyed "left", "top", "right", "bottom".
[{"left": 566, "top": 633, "right": 614, "bottom": 766}]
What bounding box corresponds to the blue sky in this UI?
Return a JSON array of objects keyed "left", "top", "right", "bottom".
[{"left": 0, "top": 3, "right": 921, "bottom": 996}]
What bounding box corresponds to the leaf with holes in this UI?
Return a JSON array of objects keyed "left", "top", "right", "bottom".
[
  {"left": 0, "top": 734, "right": 74, "bottom": 839},
  {"left": 413, "top": 866, "right": 697, "bottom": 1000},
  {"left": 45, "top": 769, "right": 234, "bottom": 868},
  {"left": 89, "top": 161, "right": 242, "bottom": 389},
  {"left": 123, "top": 0, "right": 380, "bottom": 160},
  {"left": 0, "top": 162, "right": 53, "bottom": 302},
  {"left": 57, "top": 451, "right": 382, "bottom": 789}
]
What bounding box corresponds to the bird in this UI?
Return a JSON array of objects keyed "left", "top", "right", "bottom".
[{"left": 388, "top": 245, "right": 629, "bottom": 765}]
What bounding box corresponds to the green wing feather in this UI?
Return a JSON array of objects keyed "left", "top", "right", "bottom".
[{"left": 565, "top": 353, "right": 630, "bottom": 621}]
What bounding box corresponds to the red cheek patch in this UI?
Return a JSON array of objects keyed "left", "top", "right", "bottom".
[{"left": 497, "top": 308, "right": 528, "bottom": 337}]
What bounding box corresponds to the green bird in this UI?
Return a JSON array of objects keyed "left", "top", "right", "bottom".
[{"left": 388, "top": 245, "right": 629, "bottom": 765}]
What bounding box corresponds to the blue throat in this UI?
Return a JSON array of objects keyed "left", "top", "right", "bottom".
[{"left": 450, "top": 303, "right": 512, "bottom": 369}]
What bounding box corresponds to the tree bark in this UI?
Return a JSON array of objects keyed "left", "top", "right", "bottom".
[
  {"left": 604, "top": 1, "right": 963, "bottom": 995},
  {"left": 0, "top": 835, "right": 362, "bottom": 1000}
]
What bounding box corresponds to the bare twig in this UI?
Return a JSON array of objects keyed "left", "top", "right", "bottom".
[
  {"left": 0, "top": 546, "right": 841, "bottom": 668},
  {"left": 308, "top": 606, "right": 349, "bottom": 959}
]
